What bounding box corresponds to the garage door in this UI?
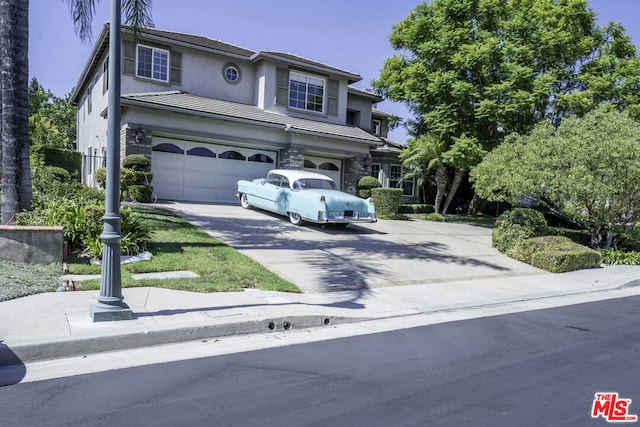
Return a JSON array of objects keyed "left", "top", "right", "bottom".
[
  {"left": 304, "top": 156, "right": 342, "bottom": 188},
  {"left": 151, "top": 138, "right": 276, "bottom": 202}
]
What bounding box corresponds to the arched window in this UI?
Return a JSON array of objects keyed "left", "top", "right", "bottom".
[
  {"left": 219, "top": 150, "right": 246, "bottom": 160},
  {"left": 304, "top": 160, "right": 317, "bottom": 169},
  {"left": 187, "top": 147, "right": 216, "bottom": 158},
  {"left": 248, "top": 153, "right": 274, "bottom": 163},
  {"left": 152, "top": 143, "right": 183, "bottom": 154}
]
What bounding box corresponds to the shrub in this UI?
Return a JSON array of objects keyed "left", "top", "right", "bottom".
[
  {"left": 619, "top": 223, "right": 640, "bottom": 251},
  {"left": 423, "top": 213, "right": 445, "bottom": 222},
  {"left": 39, "top": 147, "right": 82, "bottom": 181},
  {"left": 531, "top": 249, "right": 602, "bottom": 273},
  {"left": 357, "top": 175, "right": 381, "bottom": 198},
  {"left": 128, "top": 185, "right": 153, "bottom": 203},
  {"left": 45, "top": 166, "right": 71, "bottom": 182},
  {"left": 371, "top": 188, "right": 403, "bottom": 216},
  {"left": 94, "top": 167, "right": 106, "bottom": 189},
  {"left": 122, "top": 154, "right": 151, "bottom": 171},
  {"left": 495, "top": 208, "right": 548, "bottom": 233},
  {"left": 598, "top": 249, "right": 640, "bottom": 265},
  {"left": 510, "top": 235, "right": 582, "bottom": 263},
  {"left": 398, "top": 204, "right": 435, "bottom": 214},
  {"left": 492, "top": 225, "right": 533, "bottom": 253}
]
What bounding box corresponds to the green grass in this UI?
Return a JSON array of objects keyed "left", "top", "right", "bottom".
[
  {"left": 404, "top": 212, "right": 497, "bottom": 228},
  {"left": 442, "top": 213, "right": 497, "bottom": 228},
  {"left": 68, "top": 205, "right": 300, "bottom": 294}
]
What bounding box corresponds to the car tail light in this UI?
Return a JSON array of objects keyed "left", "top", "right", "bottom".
[{"left": 320, "top": 195, "right": 326, "bottom": 202}]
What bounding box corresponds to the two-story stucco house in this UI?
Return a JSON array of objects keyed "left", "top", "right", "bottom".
[{"left": 72, "top": 24, "right": 411, "bottom": 203}]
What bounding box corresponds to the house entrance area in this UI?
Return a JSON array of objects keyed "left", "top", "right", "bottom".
[{"left": 151, "top": 137, "right": 277, "bottom": 203}]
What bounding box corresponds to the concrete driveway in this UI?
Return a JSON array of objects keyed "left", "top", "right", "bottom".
[{"left": 157, "top": 201, "right": 544, "bottom": 294}]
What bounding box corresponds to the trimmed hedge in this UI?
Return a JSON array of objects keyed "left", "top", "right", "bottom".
[
  {"left": 398, "top": 204, "right": 435, "bottom": 214},
  {"left": 39, "top": 147, "right": 82, "bottom": 181},
  {"left": 371, "top": 188, "right": 403, "bottom": 216},
  {"left": 493, "top": 208, "right": 601, "bottom": 273},
  {"left": 531, "top": 249, "right": 602, "bottom": 273}
]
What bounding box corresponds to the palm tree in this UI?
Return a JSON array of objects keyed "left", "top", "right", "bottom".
[
  {"left": 1, "top": 0, "right": 32, "bottom": 224},
  {"left": 66, "top": 0, "right": 152, "bottom": 42},
  {"left": 400, "top": 135, "right": 448, "bottom": 214}
]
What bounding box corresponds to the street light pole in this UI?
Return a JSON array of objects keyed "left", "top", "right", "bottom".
[{"left": 90, "top": 0, "right": 132, "bottom": 322}]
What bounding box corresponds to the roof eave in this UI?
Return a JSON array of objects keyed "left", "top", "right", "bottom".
[
  {"left": 250, "top": 51, "right": 362, "bottom": 84},
  {"left": 71, "top": 23, "right": 110, "bottom": 104}
]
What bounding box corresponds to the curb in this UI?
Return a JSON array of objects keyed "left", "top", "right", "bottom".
[{"left": 1, "top": 314, "right": 366, "bottom": 364}]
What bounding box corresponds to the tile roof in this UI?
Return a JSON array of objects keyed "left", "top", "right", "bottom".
[
  {"left": 252, "top": 51, "right": 361, "bottom": 83},
  {"left": 140, "top": 27, "right": 255, "bottom": 58},
  {"left": 122, "top": 91, "right": 382, "bottom": 145}
]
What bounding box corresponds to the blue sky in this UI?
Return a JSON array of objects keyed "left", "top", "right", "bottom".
[{"left": 29, "top": 0, "right": 640, "bottom": 144}]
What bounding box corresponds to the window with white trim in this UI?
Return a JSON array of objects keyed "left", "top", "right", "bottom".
[
  {"left": 390, "top": 164, "right": 414, "bottom": 196},
  {"left": 137, "top": 44, "right": 169, "bottom": 82},
  {"left": 289, "top": 72, "right": 325, "bottom": 113},
  {"left": 372, "top": 119, "right": 381, "bottom": 135}
]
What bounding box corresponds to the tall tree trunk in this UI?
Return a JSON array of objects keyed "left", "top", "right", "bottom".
[
  {"left": 442, "top": 168, "right": 464, "bottom": 214},
  {"left": 0, "top": 0, "right": 31, "bottom": 224},
  {"left": 433, "top": 163, "right": 447, "bottom": 214}
]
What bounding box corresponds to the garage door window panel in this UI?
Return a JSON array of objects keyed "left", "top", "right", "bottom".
[
  {"left": 153, "top": 143, "right": 183, "bottom": 154},
  {"left": 248, "top": 153, "right": 274, "bottom": 163},
  {"left": 187, "top": 147, "right": 216, "bottom": 158},
  {"left": 318, "top": 162, "right": 339, "bottom": 171},
  {"left": 219, "top": 150, "right": 246, "bottom": 160}
]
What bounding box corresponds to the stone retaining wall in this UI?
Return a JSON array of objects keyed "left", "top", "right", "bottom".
[{"left": 0, "top": 226, "right": 64, "bottom": 264}]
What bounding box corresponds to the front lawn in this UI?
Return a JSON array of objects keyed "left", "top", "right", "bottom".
[{"left": 66, "top": 205, "right": 300, "bottom": 294}]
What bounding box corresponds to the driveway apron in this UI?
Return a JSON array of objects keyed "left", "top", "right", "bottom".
[{"left": 157, "top": 202, "right": 544, "bottom": 294}]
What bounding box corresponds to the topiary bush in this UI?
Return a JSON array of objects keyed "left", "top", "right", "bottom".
[
  {"left": 358, "top": 175, "right": 381, "bottom": 198},
  {"left": 371, "top": 188, "right": 403, "bottom": 216},
  {"left": 95, "top": 156, "right": 154, "bottom": 202},
  {"left": 128, "top": 185, "right": 153, "bottom": 203},
  {"left": 122, "top": 154, "right": 151, "bottom": 171}
]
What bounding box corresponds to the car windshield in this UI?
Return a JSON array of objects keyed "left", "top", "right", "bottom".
[{"left": 293, "top": 178, "right": 337, "bottom": 191}]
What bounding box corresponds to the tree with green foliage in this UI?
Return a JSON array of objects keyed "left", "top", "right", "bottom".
[
  {"left": 471, "top": 109, "right": 640, "bottom": 249},
  {"left": 0, "top": 0, "right": 153, "bottom": 224},
  {"left": 28, "top": 78, "right": 76, "bottom": 152},
  {"left": 373, "top": 0, "right": 640, "bottom": 213}
]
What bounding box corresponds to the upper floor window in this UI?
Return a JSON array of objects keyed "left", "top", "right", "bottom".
[
  {"left": 137, "top": 44, "right": 169, "bottom": 82},
  {"left": 289, "top": 72, "right": 325, "bottom": 113},
  {"left": 372, "top": 119, "right": 381, "bottom": 135}
]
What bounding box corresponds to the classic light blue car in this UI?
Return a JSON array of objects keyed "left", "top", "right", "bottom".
[{"left": 237, "top": 169, "right": 376, "bottom": 226}]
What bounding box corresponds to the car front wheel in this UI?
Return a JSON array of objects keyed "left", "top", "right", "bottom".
[
  {"left": 240, "top": 193, "right": 251, "bottom": 209},
  {"left": 289, "top": 212, "right": 303, "bottom": 225}
]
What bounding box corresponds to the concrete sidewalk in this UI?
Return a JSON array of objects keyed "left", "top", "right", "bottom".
[{"left": 1, "top": 264, "right": 639, "bottom": 363}]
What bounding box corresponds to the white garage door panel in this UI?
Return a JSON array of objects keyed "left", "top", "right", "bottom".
[
  {"left": 185, "top": 155, "right": 215, "bottom": 171},
  {"left": 152, "top": 139, "right": 276, "bottom": 203}
]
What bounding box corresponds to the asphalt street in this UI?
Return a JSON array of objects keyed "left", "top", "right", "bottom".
[{"left": 2, "top": 295, "right": 639, "bottom": 427}]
